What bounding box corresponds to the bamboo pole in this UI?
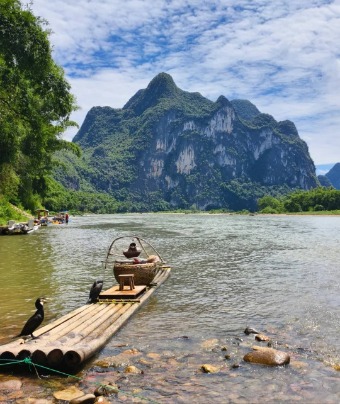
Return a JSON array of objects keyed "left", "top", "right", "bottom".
[
  {"left": 0, "top": 350, "right": 16, "bottom": 361},
  {"left": 17, "top": 349, "right": 31, "bottom": 361},
  {"left": 77, "top": 304, "right": 130, "bottom": 341},
  {"left": 47, "top": 348, "right": 64, "bottom": 368},
  {"left": 39, "top": 304, "right": 109, "bottom": 341},
  {"left": 47, "top": 303, "right": 128, "bottom": 346},
  {"left": 31, "top": 349, "right": 48, "bottom": 366},
  {"left": 35, "top": 304, "right": 95, "bottom": 337},
  {"left": 48, "top": 303, "right": 124, "bottom": 342},
  {"left": 81, "top": 303, "right": 132, "bottom": 341}
]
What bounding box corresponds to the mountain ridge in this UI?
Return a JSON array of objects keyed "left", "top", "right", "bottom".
[{"left": 57, "top": 73, "right": 319, "bottom": 211}]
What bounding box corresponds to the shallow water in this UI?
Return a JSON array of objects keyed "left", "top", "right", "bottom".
[{"left": 0, "top": 214, "right": 339, "bottom": 402}]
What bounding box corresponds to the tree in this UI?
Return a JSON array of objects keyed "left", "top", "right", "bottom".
[
  {"left": 258, "top": 195, "right": 284, "bottom": 213},
  {"left": 0, "top": 0, "right": 79, "bottom": 210}
]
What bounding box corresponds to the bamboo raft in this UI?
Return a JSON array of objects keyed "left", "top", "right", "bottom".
[
  {"left": 0, "top": 266, "right": 170, "bottom": 373},
  {"left": 0, "top": 236, "right": 171, "bottom": 373}
]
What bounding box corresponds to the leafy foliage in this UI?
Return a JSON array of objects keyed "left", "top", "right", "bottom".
[
  {"left": 0, "top": 195, "right": 31, "bottom": 225},
  {"left": 0, "top": 0, "right": 79, "bottom": 211},
  {"left": 258, "top": 187, "right": 340, "bottom": 213},
  {"left": 42, "top": 177, "right": 120, "bottom": 214}
]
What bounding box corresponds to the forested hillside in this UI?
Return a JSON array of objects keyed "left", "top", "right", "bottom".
[{"left": 53, "top": 73, "right": 319, "bottom": 212}]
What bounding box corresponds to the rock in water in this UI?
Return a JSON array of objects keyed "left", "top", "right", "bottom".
[
  {"left": 255, "top": 333, "right": 271, "bottom": 341},
  {"left": 244, "top": 326, "right": 259, "bottom": 335},
  {"left": 244, "top": 346, "right": 290, "bottom": 366}
]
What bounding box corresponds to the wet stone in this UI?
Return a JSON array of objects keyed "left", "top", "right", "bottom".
[
  {"left": 244, "top": 326, "right": 259, "bottom": 335},
  {"left": 124, "top": 365, "right": 142, "bottom": 374},
  {"left": 244, "top": 346, "right": 290, "bottom": 366},
  {"left": 291, "top": 360, "right": 308, "bottom": 370},
  {"left": 201, "top": 364, "right": 220, "bottom": 373},
  {"left": 70, "top": 393, "right": 96, "bottom": 404},
  {"left": 17, "top": 399, "right": 54, "bottom": 404},
  {"left": 0, "top": 378, "right": 22, "bottom": 391},
  {"left": 7, "top": 390, "right": 24, "bottom": 400},
  {"left": 94, "top": 383, "right": 118, "bottom": 396},
  {"left": 255, "top": 334, "right": 271, "bottom": 342},
  {"left": 201, "top": 339, "right": 219, "bottom": 350},
  {"left": 146, "top": 352, "right": 161, "bottom": 360},
  {"left": 53, "top": 386, "right": 85, "bottom": 401},
  {"left": 94, "top": 360, "right": 111, "bottom": 368},
  {"left": 94, "top": 397, "right": 112, "bottom": 404},
  {"left": 231, "top": 362, "right": 241, "bottom": 369}
]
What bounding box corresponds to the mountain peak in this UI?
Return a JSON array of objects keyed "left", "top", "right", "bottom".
[
  {"left": 123, "top": 72, "right": 179, "bottom": 114},
  {"left": 325, "top": 162, "right": 340, "bottom": 189},
  {"left": 147, "top": 72, "right": 178, "bottom": 96}
]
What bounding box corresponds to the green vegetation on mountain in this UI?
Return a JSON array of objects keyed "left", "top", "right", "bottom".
[{"left": 50, "top": 72, "right": 318, "bottom": 213}]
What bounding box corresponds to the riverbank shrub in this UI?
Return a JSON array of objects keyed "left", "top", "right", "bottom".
[
  {"left": 0, "top": 197, "right": 31, "bottom": 225},
  {"left": 258, "top": 187, "right": 340, "bottom": 213}
]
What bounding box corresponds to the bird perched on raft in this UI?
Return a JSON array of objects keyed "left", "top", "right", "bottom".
[
  {"left": 15, "top": 297, "right": 46, "bottom": 339},
  {"left": 87, "top": 279, "right": 104, "bottom": 303}
]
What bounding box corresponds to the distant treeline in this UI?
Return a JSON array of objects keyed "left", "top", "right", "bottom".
[
  {"left": 40, "top": 183, "right": 340, "bottom": 215},
  {"left": 1, "top": 186, "right": 340, "bottom": 225},
  {"left": 258, "top": 187, "right": 340, "bottom": 214}
]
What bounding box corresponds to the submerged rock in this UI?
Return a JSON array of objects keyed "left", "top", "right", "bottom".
[
  {"left": 201, "top": 364, "right": 220, "bottom": 373},
  {"left": 255, "top": 334, "right": 271, "bottom": 342},
  {"left": 94, "top": 383, "right": 118, "bottom": 396},
  {"left": 244, "top": 346, "right": 290, "bottom": 366},
  {"left": 70, "top": 393, "right": 96, "bottom": 404},
  {"left": 0, "top": 378, "right": 22, "bottom": 391},
  {"left": 244, "top": 326, "right": 259, "bottom": 335},
  {"left": 94, "top": 397, "right": 112, "bottom": 404},
  {"left": 53, "top": 386, "right": 84, "bottom": 401},
  {"left": 201, "top": 339, "right": 219, "bottom": 350},
  {"left": 124, "top": 365, "right": 142, "bottom": 374},
  {"left": 291, "top": 360, "right": 308, "bottom": 369}
]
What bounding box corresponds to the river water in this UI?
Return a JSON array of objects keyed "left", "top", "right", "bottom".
[{"left": 0, "top": 213, "right": 339, "bottom": 403}]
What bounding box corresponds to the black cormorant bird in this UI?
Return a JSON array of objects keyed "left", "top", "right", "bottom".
[
  {"left": 87, "top": 279, "right": 104, "bottom": 303},
  {"left": 16, "top": 297, "right": 46, "bottom": 339}
]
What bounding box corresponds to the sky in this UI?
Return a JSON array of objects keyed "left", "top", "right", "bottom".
[{"left": 30, "top": 0, "right": 340, "bottom": 170}]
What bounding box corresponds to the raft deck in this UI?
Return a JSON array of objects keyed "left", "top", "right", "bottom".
[{"left": 0, "top": 265, "right": 171, "bottom": 373}]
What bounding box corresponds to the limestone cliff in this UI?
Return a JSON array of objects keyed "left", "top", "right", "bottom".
[{"left": 69, "top": 73, "right": 318, "bottom": 211}]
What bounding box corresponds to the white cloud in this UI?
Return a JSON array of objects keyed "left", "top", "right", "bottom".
[{"left": 30, "top": 0, "right": 340, "bottom": 164}]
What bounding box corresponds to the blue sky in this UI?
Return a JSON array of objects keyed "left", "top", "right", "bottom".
[{"left": 30, "top": 0, "right": 340, "bottom": 169}]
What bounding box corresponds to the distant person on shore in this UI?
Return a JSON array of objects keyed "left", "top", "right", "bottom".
[{"left": 65, "top": 213, "right": 69, "bottom": 224}]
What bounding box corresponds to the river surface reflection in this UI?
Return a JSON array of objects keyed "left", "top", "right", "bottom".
[{"left": 0, "top": 213, "right": 339, "bottom": 402}]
